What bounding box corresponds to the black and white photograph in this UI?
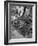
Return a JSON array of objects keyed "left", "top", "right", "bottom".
[{"left": 4, "top": 1, "right": 37, "bottom": 45}]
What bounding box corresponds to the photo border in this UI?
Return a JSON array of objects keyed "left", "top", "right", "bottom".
[{"left": 4, "top": 1, "right": 37, "bottom": 45}]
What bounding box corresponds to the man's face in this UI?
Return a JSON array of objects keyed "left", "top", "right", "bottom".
[{"left": 16, "top": 6, "right": 24, "bottom": 17}]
